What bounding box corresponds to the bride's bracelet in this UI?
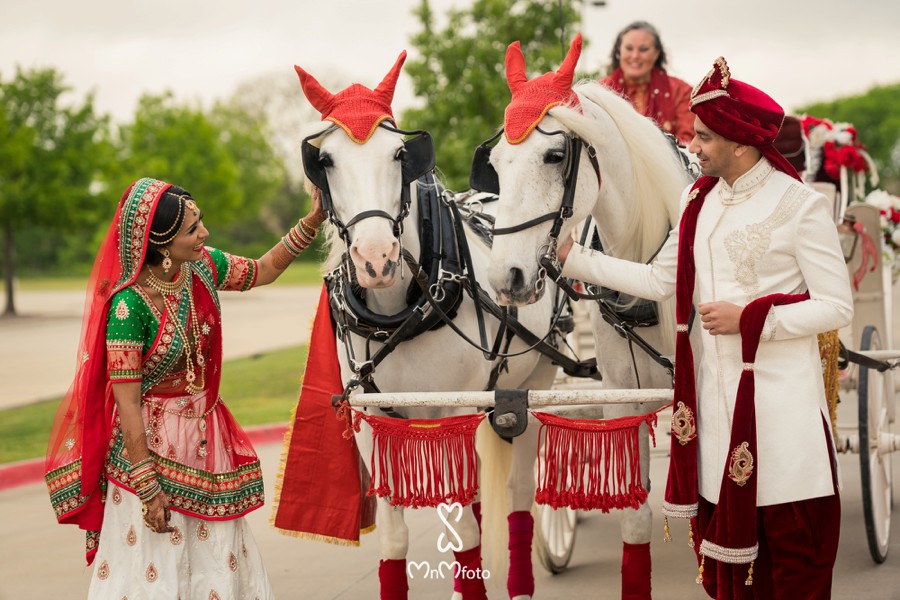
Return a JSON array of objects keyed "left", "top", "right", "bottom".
[
  {"left": 297, "top": 218, "right": 318, "bottom": 238},
  {"left": 136, "top": 477, "right": 163, "bottom": 502},
  {"left": 130, "top": 457, "right": 162, "bottom": 501},
  {"left": 281, "top": 219, "right": 318, "bottom": 257}
]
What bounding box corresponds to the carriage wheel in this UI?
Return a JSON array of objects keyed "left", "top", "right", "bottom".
[
  {"left": 532, "top": 503, "right": 578, "bottom": 574},
  {"left": 858, "top": 325, "right": 893, "bottom": 563}
]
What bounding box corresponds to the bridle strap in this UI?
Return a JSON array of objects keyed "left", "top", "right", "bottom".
[
  {"left": 492, "top": 131, "right": 600, "bottom": 241},
  {"left": 302, "top": 122, "right": 430, "bottom": 243},
  {"left": 344, "top": 209, "right": 402, "bottom": 235},
  {"left": 492, "top": 212, "right": 559, "bottom": 236}
]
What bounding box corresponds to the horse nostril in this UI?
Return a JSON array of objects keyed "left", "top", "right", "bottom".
[{"left": 509, "top": 267, "right": 525, "bottom": 290}]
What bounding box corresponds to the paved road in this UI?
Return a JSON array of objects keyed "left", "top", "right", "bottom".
[
  {"left": 2, "top": 283, "right": 899, "bottom": 598},
  {"left": 0, "top": 285, "right": 322, "bottom": 409},
  {"left": 2, "top": 419, "right": 898, "bottom": 599}
]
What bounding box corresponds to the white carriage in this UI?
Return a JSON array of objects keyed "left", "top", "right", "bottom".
[{"left": 777, "top": 114, "right": 900, "bottom": 563}]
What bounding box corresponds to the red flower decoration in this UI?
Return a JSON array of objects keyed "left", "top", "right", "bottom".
[{"left": 890, "top": 208, "right": 900, "bottom": 224}]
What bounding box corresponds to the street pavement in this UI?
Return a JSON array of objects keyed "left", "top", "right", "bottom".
[
  {"left": 2, "top": 419, "right": 899, "bottom": 599},
  {"left": 1, "top": 284, "right": 900, "bottom": 598},
  {"left": 0, "top": 285, "right": 323, "bottom": 409}
]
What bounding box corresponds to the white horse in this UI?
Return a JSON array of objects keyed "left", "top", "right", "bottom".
[
  {"left": 296, "top": 54, "right": 560, "bottom": 600},
  {"left": 481, "top": 38, "right": 691, "bottom": 598}
]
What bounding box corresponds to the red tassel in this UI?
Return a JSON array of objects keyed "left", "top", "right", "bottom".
[
  {"left": 852, "top": 220, "right": 878, "bottom": 291},
  {"left": 362, "top": 412, "right": 485, "bottom": 508},
  {"left": 534, "top": 411, "right": 657, "bottom": 511}
]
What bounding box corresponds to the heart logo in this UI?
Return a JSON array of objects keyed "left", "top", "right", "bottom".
[{"left": 436, "top": 502, "right": 464, "bottom": 552}]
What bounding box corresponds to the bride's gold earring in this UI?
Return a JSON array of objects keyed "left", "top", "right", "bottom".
[{"left": 162, "top": 248, "right": 172, "bottom": 274}]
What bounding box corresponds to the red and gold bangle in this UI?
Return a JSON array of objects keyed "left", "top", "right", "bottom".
[
  {"left": 291, "top": 223, "right": 314, "bottom": 245},
  {"left": 281, "top": 233, "right": 307, "bottom": 256},
  {"left": 136, "top": 479, "right": 162, "bottom": 502},
  {"left": 297, "top": 218, "right": 318, "bottom": 238}
]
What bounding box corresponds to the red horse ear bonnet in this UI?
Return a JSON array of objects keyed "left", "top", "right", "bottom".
[
  {"left": 503, "top": 34, "right": 583, "bottom": 145},
  {"left": 295, "top": 51, "right": 406, "bottom": 144}
]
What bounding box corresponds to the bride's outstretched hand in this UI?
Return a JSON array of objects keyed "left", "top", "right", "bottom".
[{"left": 305, "top": 186, "right": 326, "bottom": 229}]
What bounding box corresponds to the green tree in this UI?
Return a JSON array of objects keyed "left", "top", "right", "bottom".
[
  {"left": 0, "top": 67, "right": 111, "bottom": 315},
  {"left": 403, "top": 0, "right": 582, "bottom": 190},
  {"left": 226, "top": 69, "right": 357, "bottom": 260},
  {"left": 798, "top": 83, "right": 900, "bottom": 194},
  {"left": 114, "top": 92, "right": 286, "bottom": 257}
]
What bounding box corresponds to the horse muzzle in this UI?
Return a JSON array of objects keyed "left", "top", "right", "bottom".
[{"left": 490, "top": 266, "right": 545, "bottom": 306}]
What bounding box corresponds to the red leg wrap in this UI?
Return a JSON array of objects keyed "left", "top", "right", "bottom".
[
  {"left": 379, "top": 558, "right": 408, "bottom": 600},
  {"left": 621, "top": 541, "right": 652, "bottom": 600},
  {"left": 454, "top": 502, "right": 483, "bottom": 593},
  {"left": 507, "top": 511, "right": 535, "bottom": 598},
  {"left": 453, "top": 545, "right": 488, "bottom": 600}
]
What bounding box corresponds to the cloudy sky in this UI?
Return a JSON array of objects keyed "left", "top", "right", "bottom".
[{"left": 2, "top": 0, "right": 899, "bottom": 123}]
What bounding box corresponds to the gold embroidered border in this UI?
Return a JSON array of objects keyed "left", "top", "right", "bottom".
[
  {"left": 699, "top": 539, "right": 758, "bottom": 564},
  {"left": 690, "top": 89, "right": 729, "bottom": 107}
]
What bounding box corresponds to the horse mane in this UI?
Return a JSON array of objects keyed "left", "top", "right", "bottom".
[
  {"left": 550, "top": 81, "right": 690, "bottom": 353},
  {"left": 551, "top": 81, "right": 689, "bottom": 264}
]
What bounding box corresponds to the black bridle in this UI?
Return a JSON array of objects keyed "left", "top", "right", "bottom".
[
  {"left": 471, "top": 127, "right": 601, "bottom": 236},
  {"left": 312, "top": 124, "right": 601, "bottom": 409},
  {"left": 471, "top": 126, "right": 601, "bottom": 295},
  {"left": 301, "top": 122, "right": 436, "bottom": 244},
  {"left": 470, "top": 126, "right": 679, "bottom": 378}
]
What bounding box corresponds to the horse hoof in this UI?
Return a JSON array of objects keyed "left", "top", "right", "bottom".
[
  {"left": 511, "top": 596, "right": 532, "bottom": 600},
  {"left": 450, "top": 593, "right": 463, "bottom": 600}
]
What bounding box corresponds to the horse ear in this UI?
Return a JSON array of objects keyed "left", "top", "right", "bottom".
[
  {"left": 374, "top": 50, "right": 407, "bottom": 105},
  {"left": 505, "top": 41, "right": 528, "bottom": 93},
  {"left": 555, "top": 34, "right": 583, "bottom": 89},
  {"left": 295, "top": 65, "right": 335, "bottom": 116}
]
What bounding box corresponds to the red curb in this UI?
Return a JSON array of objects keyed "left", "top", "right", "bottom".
[
  {"left": 0, "top": 459, "right": 45, "bottom": 492},
  {"left": 0, "top": 422, "right": 289, "bottom": 493}
]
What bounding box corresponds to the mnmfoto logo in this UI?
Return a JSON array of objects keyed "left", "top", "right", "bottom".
[{"left": 406, "top": 502, "right": 491, "bottom": 581}]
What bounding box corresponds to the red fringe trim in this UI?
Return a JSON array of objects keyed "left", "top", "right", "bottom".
[
  {"left": 534, "top": 410, "right": 658, "bottom": 512},
  {"left": 361, "top": 412, "right": 486, "bottom": 508}
]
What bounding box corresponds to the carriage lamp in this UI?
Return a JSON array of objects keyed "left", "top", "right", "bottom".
[{"left": 837, "top": 216, "right": 859, "bottom": 264}]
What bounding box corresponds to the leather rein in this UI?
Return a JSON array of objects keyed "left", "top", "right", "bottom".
[
  {"left": 325, "top": 175, "right": 599, "bottom": 413},
  {"left": 472, "top": 126, "right": 677, "bottom": 376}
]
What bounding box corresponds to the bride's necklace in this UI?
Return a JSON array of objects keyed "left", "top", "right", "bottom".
[
  {"left": 143, "top": 263, "right": 206, "bottom": 394},
  {"left": 144, "top": 263, "right": 190, "bottom": 296}
]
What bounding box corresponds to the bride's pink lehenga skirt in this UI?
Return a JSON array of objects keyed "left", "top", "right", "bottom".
[
  {"left": 90, "top": 390, "right": 273, "bottom": 598},
  {"left": 106, "top": 390, "right": 265, "bottom": 520}
]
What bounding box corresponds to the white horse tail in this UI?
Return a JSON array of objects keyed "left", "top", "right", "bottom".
[{"left": 475, "top": 418, "right": 513, "bottom": 581}]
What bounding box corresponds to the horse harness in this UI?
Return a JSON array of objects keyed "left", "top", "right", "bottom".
[
  {"left": 303, "top": 124, "right": 598, "bottom": 417},
  {"left": 471, "top": 126, "right": 676, "bottom": 381}
]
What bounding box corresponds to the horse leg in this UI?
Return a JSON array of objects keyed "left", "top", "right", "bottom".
[
  {"left": 619, "top": 420, "right": 653, "bottom": 600},
  {"left": 504, "top": 357, "right": 556, "bottom": 600},
  {"left": 507, "top": 418, "right": 540, "bottom": 600},
  {"left": 452, "top": 495, "right": 482, "bottom": 599},
  {"left": 357, "top": 422, "right": 410, "bottom": 600},
  {"left": 449, "top": 505, "right": 487, "bottom": 600},
  {"left": 376, "top": 498, "right": 410, "bottom": 600}
]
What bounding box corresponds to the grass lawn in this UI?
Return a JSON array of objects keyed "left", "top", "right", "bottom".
[
  {"left": 0, "top": 345, "right": 309, "bottom": 465},
  {"left": 1, "top": 260, "right": 324, "bottom": 293}
]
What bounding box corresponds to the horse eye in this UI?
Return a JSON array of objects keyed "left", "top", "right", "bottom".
[
  {"left": 319, "top": 153, "right": 333, "bottom": 168},
  {"left": 544, "top": 149, "right": 566, "bottom": 164},
  {"left": 394, "top": 147, "right": 407, "bottom": 161}
]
